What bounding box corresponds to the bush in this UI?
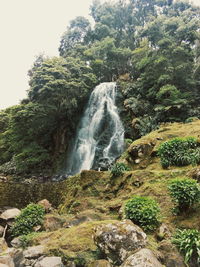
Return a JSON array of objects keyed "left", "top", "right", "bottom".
[
  {"left": 11, "top": 203, "right": 45, "bottom": 237},
  {"left": 124, "top": 196, "right": 160, "bottom": 231},
  {"left": 172, "top": 229, "right": 200, "bottom": 265},
  {"left": 19, "top": 232, "right": 37, "bottom": 248},
  {"left": 168, "top": 178, "right": 200, "bottom": 213},
  {"left": 110, "top": 162, "right": 130, "bottom": 177},
  {"left": 157, "top": 137, "right": 200, "bottom": 168}
]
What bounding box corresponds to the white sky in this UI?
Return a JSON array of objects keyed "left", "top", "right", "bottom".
[
  {"left": 0, "top": 0, "right": 93, "bottom": 110},
  {"left": 0, "top": 0, "right": 199, "bottom": 110}
]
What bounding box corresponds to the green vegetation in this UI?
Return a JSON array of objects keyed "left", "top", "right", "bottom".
[
  {"left": 168, "top": 178, "right": 200, "bottom": 213},
  {"left": 158, "top": 137, "right": 200, "bottom": 168},
  {"left": 172, "top": 229, "right": 200, "bottom": 265},
  {"left": 110, "top": 162, "right": 130, "bottom": 177},
  {"left": 19, "top": 232, "right": 38, "bottom": 249},
  {"left": 11, "top": 203, "right": 45, "bottom": 236},
  {"left": 0, "top": 0, "right": 199, "bottom": 175},
  {"left": 124, "top": 196, "right": 160, "bottom": 231}
]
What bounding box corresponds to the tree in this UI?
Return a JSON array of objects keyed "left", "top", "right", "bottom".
[{"left": 59, "top": 16, "right": 91, "bottom": 57}]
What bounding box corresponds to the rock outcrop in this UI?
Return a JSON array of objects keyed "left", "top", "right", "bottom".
[
  {"left": 121, "top": 248, "right": 163, "bottom": 267},
  {"left": 94, "top": 220, "right": 147, "bottom": 265}
]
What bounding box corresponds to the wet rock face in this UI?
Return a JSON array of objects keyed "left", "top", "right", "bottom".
[
  {"left": 94, "top": 220, "right": 147, "bottom": 265},
  {"left": 121, "top": 248, "right": 163, "bottom": 267}
]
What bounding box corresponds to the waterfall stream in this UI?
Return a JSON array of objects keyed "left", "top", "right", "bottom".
[{"left": 66, "top": 82, "right": 124, "bottom": 175}]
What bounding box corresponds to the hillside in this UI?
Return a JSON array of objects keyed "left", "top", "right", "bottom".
[{"left": 1, "top": 120, "right": 200, "bottom": 266}]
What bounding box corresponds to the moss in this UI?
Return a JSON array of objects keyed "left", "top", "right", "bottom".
[{"left": 31, "top": 220, "right": 117, "bottom": 264}]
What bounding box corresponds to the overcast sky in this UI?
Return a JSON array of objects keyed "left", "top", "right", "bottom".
[{"left": 0, "top": 0, "right": 199, "bottom": 110}]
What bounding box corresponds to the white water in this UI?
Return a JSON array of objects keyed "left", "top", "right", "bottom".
[{"left": 67, "top": 82, "right": 124, "bottom": 175}]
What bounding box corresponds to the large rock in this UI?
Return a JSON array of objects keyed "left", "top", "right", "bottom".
[
  {"left": 34, "top": 256, "right": 64, "bottom": 267},
  {"left": 121, "top": 248, "right": 163, "bottom": 267},
  {"left": 0, "top": 208, "right": 21, "bottom": 221},
  {"left": 3, "top": 248, "right": 23, "bottom": 267},
  {"left": 23, "top": 245, "right": 45, "bottom": 259},
  {"left": 94, "top": 220, "right": 147, "bottom": 265}
]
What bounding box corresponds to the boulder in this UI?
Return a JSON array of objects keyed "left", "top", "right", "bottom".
[
  {"left": 121, "top": 248, "right": 163, "bottom": 267},
  {"left": 23, "top": 245, "right": 45, "bottom": 259},
  {"left": 0, "top": 264, "right": 9, "bottom": 267},
  {"left": 34, "top": 257, "right": 64, "bottom": 267},
  {"left": 94, "top": 220, "right": 147, "bottom": 265},
  {"left": 0, "top": 208, "right": 21, "bottom": 221},
  {"left": 37, "top": 199, "right": 52, "bottom": 213},
  {"left": 89, "top": 260, "right": 111, "bottom": 267},
  {"left": 3, "top": 248, "right": 23, "bottom": 267}
]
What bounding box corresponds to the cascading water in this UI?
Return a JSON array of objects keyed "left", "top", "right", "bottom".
[{"left": 66, "top": 82, "right": 124, "bottom": 175}]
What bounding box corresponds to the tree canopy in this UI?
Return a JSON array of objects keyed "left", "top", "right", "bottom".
[{"left": 0, "top": 0, "right": 200, "bottom": 175}]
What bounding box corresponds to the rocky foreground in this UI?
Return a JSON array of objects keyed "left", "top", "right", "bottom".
[{"left": 0, "top": 199, "right": 186, "bottom": 267}]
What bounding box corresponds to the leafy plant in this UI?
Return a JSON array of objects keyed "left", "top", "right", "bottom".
[
  {"left": 19, "top": 232, "right": 37, "bottom": 249},
  {"left": 136, "top": 116, "right": 158, "bottom": 137},
  {"left": 124, "top": 196, "right": 160, "bottom": 231},
  {"left": 168, "top": 178, "right": 200, "bottom": 213},
  {"left": 172, "top": 229, "right": 200, "bottom": 265},
  {"left": 11, "top": 203, "right": 45, "bottom": 237},
  {"left": 110, "top": 162, "right": 130, "bottom": 177},
  {"left": 157, "top": 137, "right": 200, "bottom": 168}
]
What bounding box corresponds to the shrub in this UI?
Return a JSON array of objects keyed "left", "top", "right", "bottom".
[
  {"left": 172, "top": 229, "right": 200, "bottom": 265},
  {"left": 110, "top": 162, "right": 130, "bottom": 177},
  {"left": 124, "top": 196, "right": 160, "bottom": 231},
  {"left": 11, "top": 203, "right": 45, "bottom": 237},
  {"left": 19, "top": 232, "right": 37, "bottom": 248},
  {"left": 157, "top": 137, "right": 200, "bottom": 168},
  {"left": 168, "top": 178, "right": 200, "bottom": 213}
]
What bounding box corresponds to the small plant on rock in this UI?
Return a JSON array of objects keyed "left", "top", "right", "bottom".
[
  {"left": 110, "top": 162, "right": 130, "bottom": 177},
  {"left": 11, "top": 203, "right": 45, "bottom": 237},
  {"left": 172, "top": 229, "right": 200, "bottom": 265},
  {"left": 124, "top": 196, "right": 160, "bottom": 231},
  {"left": 168, "top": 178, "right": 200, "bottom": 214},
  {"left": 157, "top": 137, "right": 200, "bottom": 168}
]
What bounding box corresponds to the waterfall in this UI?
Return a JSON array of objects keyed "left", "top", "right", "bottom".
[{"left": 66, "top": 82, "right": 124, "bottom": 175}]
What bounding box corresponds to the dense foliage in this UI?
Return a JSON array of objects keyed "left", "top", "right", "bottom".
[
  {"left": 168, "top": 177, "right": 200, "bottom": 213},
  {"left": 124, "top": 196, "right": 160, "bottom": 231},
  {"left": 110, "top": 162, "right": 130, "bottom": 177},
  {"left": 0, "top": 0, "right": 200, "bottom": 175},
  {"left": 11, "top": 204, "right": 45, "bottom": 237},
  {"left": 172, "top": 229, "right": 200, "bottom": 265},
  {"left": 158, "top": 137, "right": 200, "bottom": 168}
]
